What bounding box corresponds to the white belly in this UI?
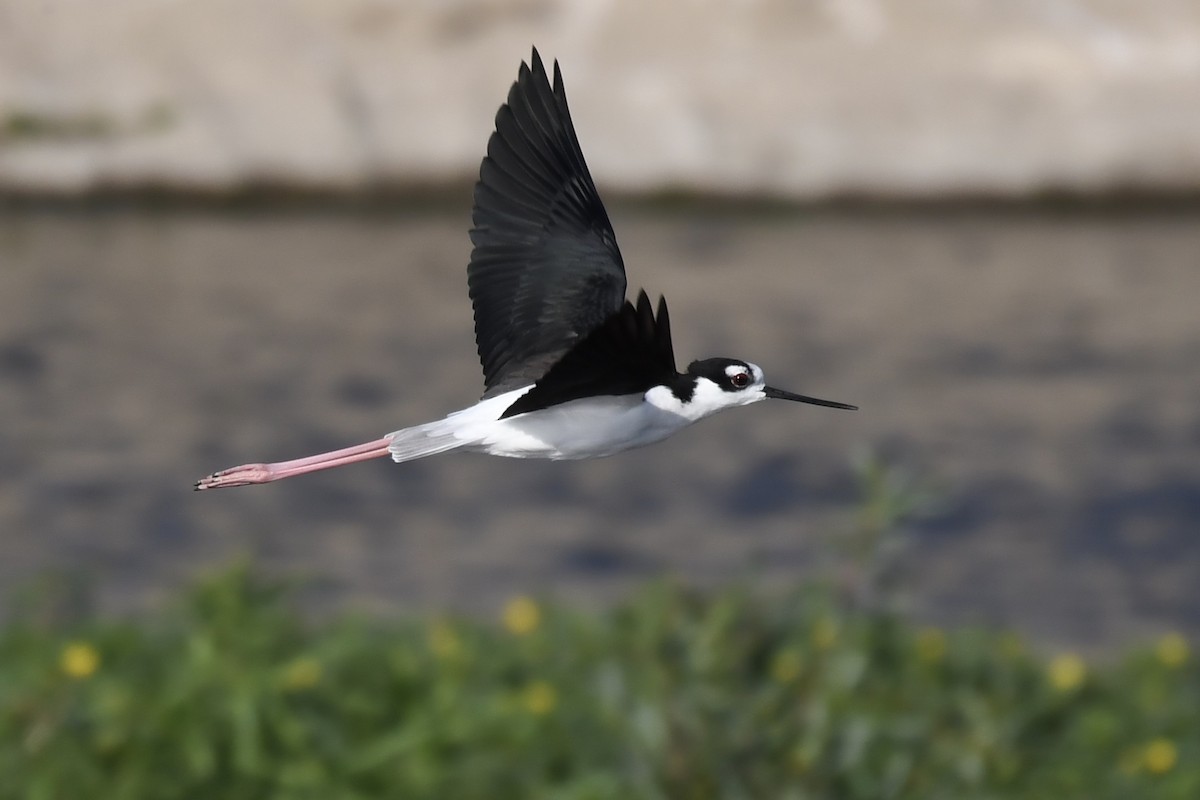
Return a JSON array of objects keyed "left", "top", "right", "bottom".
[{"left": 453, "top": 391, "right": 694, "bottom": 460}]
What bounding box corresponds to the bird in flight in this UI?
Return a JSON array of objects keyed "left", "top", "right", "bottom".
[{"left": 195, "top": 48, "right": 855, "bottom": 491}]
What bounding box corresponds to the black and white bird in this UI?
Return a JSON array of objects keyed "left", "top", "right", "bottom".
[{"left": 195, "top": 49, "right": 855, "bottom": 491}]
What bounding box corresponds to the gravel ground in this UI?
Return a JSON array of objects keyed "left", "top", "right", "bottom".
[{"left": 2, "top": 202, "right": 1199, "bottom": 649}]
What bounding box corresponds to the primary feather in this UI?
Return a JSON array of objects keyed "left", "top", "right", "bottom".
[{"left": 468, "top": 48, "right": 628, "bottom": 397}]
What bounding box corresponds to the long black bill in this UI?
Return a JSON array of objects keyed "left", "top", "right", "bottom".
[{"left": 764, "top": 386, "right": 857, "bottom": 411}]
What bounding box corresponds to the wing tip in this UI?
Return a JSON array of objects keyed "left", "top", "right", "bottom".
[{"left": 470, "top": 47, "right": 629, "bottom": 397}]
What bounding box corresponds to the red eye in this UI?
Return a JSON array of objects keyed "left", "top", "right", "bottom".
[{"left": 731, "top": 371, "right": 751, "bottom": 388}]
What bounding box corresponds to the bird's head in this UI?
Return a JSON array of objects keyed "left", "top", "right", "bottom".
[{"left": 648, "top": 357, "right": 856, "bottom": 421}]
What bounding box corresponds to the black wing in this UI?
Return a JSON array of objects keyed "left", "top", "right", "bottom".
[
  {"left": 469, "top": 48, "right": 627, "bottom": 397},
  {"left": 500, "top": 291, "right": 677, "bottom": 419}
]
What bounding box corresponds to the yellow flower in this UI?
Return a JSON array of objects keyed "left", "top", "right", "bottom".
[
  {"left": 1142, "top": 738, "right": 1178, "bottom": 775},
  {"left": 770, "top": 648, "right": 803, "bottom": 684},
  {"left": 1156, "top": 633, "right": 1189, "bottom": 669},
  {"left": 811, "top": 617, "right": 838, "bottom": 651},
  {"left": 520, "top": 680, "right": 557, "bottom": 716},
  {"left": 281, "top": 657, "right": 322, "bottom": 691},
  {"left": 997, "top": 632, "right": 1025, "bottom": 660},
  {"left": 60, "top": 641, "right": 100, "bottom": 680},
  {"left": 788, "top": 746, "right": 813, "bottom": 775},
  {"left": 916, "top": 627, "right": 947, "bottom": 664},
  {"left": 1047, "top": 653, "right": 1086, "bottom": 693},
  {"left": 502, "top": 596, "right": 541, "bottom": 636},
  {"left": 427, "top": 620, "right": 462, "bottom": 660},
  {"left": 1118, "top": 747, "right": 1142, "bottom": 776}
]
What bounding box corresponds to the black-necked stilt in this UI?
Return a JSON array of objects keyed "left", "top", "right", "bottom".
[{"left": 195, "top": 49, "right": 855, "bottom": 491}]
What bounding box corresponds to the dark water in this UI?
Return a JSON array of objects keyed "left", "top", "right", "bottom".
[{"left": 3, "top": 203, "right": 1199, "bottom": 649}]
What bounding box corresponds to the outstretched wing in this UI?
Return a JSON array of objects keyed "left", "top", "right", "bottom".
[
  {"left": 500, "top": 291, "right": 677, "bottom": 419},
  {"left": 469, "top": 48, "right": 627, "bottom": 397}
]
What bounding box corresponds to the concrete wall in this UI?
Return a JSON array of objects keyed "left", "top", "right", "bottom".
[{"left": 2, "top": 0, "right": 1198, "bottom": 198}]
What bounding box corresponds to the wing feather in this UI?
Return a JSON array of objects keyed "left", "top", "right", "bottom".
[
  {"left": 468, "top": 48, "right": 627, "bottom": 396},
  {"left": 500, "top": 291, "right": 677, "bottom": 419}
]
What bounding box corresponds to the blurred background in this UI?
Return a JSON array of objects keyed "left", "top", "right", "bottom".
[{"left": 3, "top": 0, "right": 1200, "bottom": 653}]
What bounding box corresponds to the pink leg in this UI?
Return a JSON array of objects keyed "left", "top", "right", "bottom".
[{"left": 194, "top": 435, "right": 393, "bottom": 490}]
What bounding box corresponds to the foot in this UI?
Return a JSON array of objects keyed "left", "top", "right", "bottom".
[{"left": 194, "top": 464, "right": 273, "bottom": 490}]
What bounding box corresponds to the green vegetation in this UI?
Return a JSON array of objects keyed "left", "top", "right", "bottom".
[
  {"left": 1, "top": 563, "right": 1196, "bottom": 800},
  {"left": 1, "top": 103, "right": 174, "bottom": 143},
  {"left": 1, "top": 111, "right": 115, "bottom": 142}
]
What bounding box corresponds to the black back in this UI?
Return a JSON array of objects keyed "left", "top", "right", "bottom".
[
  {"left": 500, "top": 291, "right": 678, "bottom": 418},
  {"left": 469, "top": 48, "right": 627, "bottom": 397}
]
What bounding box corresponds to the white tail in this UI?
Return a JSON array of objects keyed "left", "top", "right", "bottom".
[{"left": 386, "top": 421, "right": 467, "bottom": 463}]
